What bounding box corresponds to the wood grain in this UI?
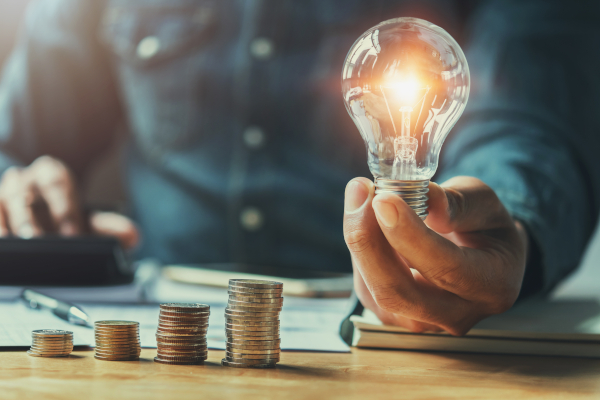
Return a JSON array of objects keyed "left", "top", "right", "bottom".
[{"left": 0, "top": 348, "right": 599, "bottom": 399}]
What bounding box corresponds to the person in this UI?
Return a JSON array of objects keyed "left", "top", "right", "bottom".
[{"left": 0, "top": 0, "right": 599, "bottom": 335}]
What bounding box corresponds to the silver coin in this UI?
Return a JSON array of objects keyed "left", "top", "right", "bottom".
[
  {"left": 226, "top": 334, "right": 280, "bottom": 341},
  {"left": 226, "top": 328, "right": 280, "bottom": 337},
  {"left": 229, "top": 279, "right": 283, "bottom": 288},
  {"left": 225, "top": 323, "right": 279, "bottom": 332},
  {"left": 226, "top": 351, "right": 280, "bottom": 360},
  {"left": 227, "top": 290, "right": 282, "bottom": 298},
  {"left": 228, "top": 295, "right": 284, "bottom": 304},
  {"left": 160, "top": 303, "right": 210, "bottom": 310},
  {"left": 32, "top": 329, "right": 73, "bottom": 336},
  {"left": 226, "top": 305, "right": 282, "bottom": 314}
]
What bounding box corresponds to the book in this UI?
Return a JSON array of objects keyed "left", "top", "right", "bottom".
[{"left": 351, "top": 298, "right": 600, "bottom": 358}]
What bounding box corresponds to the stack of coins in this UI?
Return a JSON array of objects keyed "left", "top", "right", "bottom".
[
  {"left": 27, "top": 329, "right": 73, "bottom": 357},
  {"left": 94, "top": 321, "right": 141, "bottom": 361},
  {"left": 223, "top": 279, "right": 283, "bottom": 368},
  {"left": 155, "top": 303, "right": 210, "bottom": 365}
]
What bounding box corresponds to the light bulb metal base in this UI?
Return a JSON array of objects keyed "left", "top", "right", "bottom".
[{"left": 374, "top": 179, "right": 429, "bottom": 220}]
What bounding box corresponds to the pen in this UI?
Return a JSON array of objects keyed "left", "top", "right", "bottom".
[{"left": 21, "top": 289, "right": 91, "bottom": 328}]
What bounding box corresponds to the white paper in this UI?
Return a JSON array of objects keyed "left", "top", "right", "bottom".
[{"left": 0, "top": 287, "right": 351, "bottom": 352}]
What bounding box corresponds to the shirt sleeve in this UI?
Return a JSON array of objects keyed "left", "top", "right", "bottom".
[
  {"left": 0, "top": 0, "right": 121, "bottom": 177},
  {"left": 436, "top": 0, "right": 600, "bottom": 294}
]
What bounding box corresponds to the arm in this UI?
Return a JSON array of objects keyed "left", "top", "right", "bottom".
[
  {"left": 0, "top": 0, "right": 137, "bottom": 246},
  {"left": 343, "top": 0, "right": 600, "bottom": 334}
]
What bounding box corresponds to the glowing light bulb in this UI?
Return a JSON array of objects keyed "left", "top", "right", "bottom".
[{"left": 342, "top": 18, "right": 470, "bottom": 219}]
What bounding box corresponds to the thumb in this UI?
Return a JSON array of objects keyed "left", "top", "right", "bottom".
[
  {"left": 89, "top": 212, "right": 140, "bottom": 250},
  {"left": 425, "top": 176, "right": 511, "bottom": 234}
]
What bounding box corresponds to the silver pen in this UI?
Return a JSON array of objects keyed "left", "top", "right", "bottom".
[{"left": 21, "top": 289, "right": 91, "bottom": 328}]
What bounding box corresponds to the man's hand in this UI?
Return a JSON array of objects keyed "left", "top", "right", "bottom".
[
  {"left": 0, "top": 156, "right": 139, "bottom": 249},
  {"left": 344, "top": 176, "right": 528, "bottom": 335}
]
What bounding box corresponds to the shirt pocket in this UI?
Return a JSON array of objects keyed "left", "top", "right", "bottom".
[{"left": 100, "top": 0, "right": 219, "bottom": 156}]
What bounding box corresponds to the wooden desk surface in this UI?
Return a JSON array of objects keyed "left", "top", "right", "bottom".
[{"left": 1, "top": 348, "right": 599, "bottom": 399}]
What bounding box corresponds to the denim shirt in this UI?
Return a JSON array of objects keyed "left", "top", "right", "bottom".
[{"left": 0, "top": 0, "right": 599, "bottom": 293}]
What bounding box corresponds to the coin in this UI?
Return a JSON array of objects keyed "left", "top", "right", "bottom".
[
  {"left": 154, "top": 357, "right": 203, "bottom": 365},
  {"left": 227, "top": 290, "right": 282, "bottom": 298},
  {"left": 225, "top": 319, "right": 279, "bottom": 327},
  {"left": 228, "top": 289, "right": 284, "bottom": 297},
  {"left": 95, "top": 320, "right": 138, "bottom": 326},
  {"left": 225, "top": 323, "right": 279, "bottom": 332},
  {"left": 229, "top": 279, "right": 283, "bottom": 289},
  {"left": 226, "top": 328, "right": 279, "bottom": 336},
  {"left": 227, "top": 300, "right": 282, "bottom": 309},
  {"left": 28, "top": 329, "right": 73, "bottom": 357},
  {"left": 160, "top": 303, "right": 210, "bottom": 312},
  {"left": 32, "top": 329, "right": 73, "bottom": 337},
  {"left": 228, "top": 295, "right": 284, "bottom": 304},
  {"left": 226, "top": 352, "right": 280, "bottom": 361},
  {"left": 225, "top": 309, "right": 280, "bottom": 318},
  {"left": 221, "top": 359, "right": 277, "bottom": 368},
  {"left": 226, "top": 348, "right": 280, "bottom": 355}
]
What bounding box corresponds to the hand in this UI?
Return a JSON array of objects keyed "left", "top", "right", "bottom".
[
  {"left": 0, "top": 156, "right": 139, "bottom": 249},
  {"left": 343, "top": 176, "right": 528, "bottom": 335}
]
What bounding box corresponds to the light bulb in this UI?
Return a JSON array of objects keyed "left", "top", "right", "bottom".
[{"left": 342, "top": 18, "right": 470, "bottom": 219}]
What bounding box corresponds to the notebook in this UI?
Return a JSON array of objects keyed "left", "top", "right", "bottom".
[{"left": 351, "top": 298, "right": 600, "bottom": 358}]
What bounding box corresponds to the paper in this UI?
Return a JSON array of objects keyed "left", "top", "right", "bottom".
[{"left": 0, "top": 289, "right": 351, "bottom": 352}]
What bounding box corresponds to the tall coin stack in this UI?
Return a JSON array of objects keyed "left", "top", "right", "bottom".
[
  {"left": 155, "top": 303, "right": 210, "bottom": 365},
  {"left": 27, "top": 329, "right": 73, "bottom": 357},
  {"left": 223, "top": 279, "right": 283, "bottom": 368},
  {"left": 94, "top": 321, "right": 141, "bottom": 361}
]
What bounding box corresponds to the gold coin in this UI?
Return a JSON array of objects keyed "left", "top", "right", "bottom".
[
  {"left": 226, "top": 352, "right": 280, "bottom": 361},
  {"left": 221, "top": 359, "right": 277, "bottom": 368},
  {"left": 226, "top": 338, "right": 281, "bottom": 346},
  {"left": 154, "top": 357, "right": 203, "bottom": 365},
  {"left": 225, "top": 309, "right": 280, "bottom": 317},
  {"left": 225, "top": 346, "right": 280, "bottom": 354}
]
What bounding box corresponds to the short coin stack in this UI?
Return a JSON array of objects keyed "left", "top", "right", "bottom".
[
  {"left": 94, "top": 321, "right": 141, "bottom": 361},
  {"left": 155, "top": 303, "right": 210, "bottom": 365},
  {"left": 27, "top": 329, "right": 73, "bottom": 357},
  {"left": 223, "top": 279, "right": 283, "bottom": 368}
]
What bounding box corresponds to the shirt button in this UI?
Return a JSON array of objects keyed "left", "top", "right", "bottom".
[
  {"left": 240, "top": 207, "right": 264, "bottom": 231},
  {"left": 249, "top": 37, "right": 274, "bottom": 60},
  {"left": 243, "top": 127, "right": 266, "bottom": 149},
  {"left": 137, "top": 36, "right": 160, "bottom": 60}
]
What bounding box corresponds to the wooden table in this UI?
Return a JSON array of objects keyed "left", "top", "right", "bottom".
[{"left": 1, "top": 348, "right": 599, "bottom": 399}]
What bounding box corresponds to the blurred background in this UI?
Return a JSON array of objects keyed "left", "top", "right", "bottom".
[{"left": 0, "top": 0, "right": 597, "bottom": 298}]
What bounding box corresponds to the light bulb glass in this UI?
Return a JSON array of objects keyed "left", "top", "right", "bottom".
[{"left": 342, "top": 18, "right": 470, "bottom": 218}]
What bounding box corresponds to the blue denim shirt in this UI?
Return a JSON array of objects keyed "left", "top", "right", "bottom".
[{"left": 0, "top": 0, "right": 598, "bottom": 293}]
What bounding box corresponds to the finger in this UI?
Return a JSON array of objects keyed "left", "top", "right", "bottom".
[
  {"left": 0, "top": 167, "right": 43, "bottom": 238},
  {"left": 425, "top": 176, "right": 513, "bottom": 234},
  {"left": 30, "top": 156, "right": 83, "bottom": 235},
  {"left": 89, "top": 212, "right": 140, "bottom": 249},
  {"left": 373, "top": 190, "right": 516, "bottom": 301},
  {"left": 354, "top": 260, "right": 443, "bottom": 333},
  {"left": 0, "top": 201, "right": 9, "bottom": 236},
  {"left": 344, "top": 178, "right": 467, "bottom": 328}
]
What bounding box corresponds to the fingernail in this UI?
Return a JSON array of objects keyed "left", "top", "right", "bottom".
[
  {"left": 18, "top": 223, "right": 35, "bottom": 239},
  {"left": 345, "top": 180, "right": 369, "bottom": 213},
  {"left": 373, "top": 200, "right": 399, "bottom": 229}
]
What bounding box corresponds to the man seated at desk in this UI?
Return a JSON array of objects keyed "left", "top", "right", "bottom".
[{"left": 0, "top": 0, "right": 598, "bottom": 335}]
